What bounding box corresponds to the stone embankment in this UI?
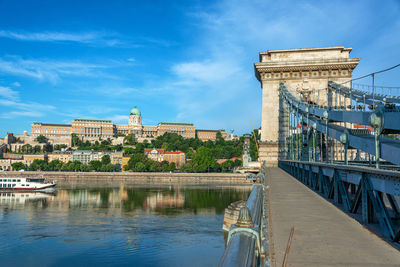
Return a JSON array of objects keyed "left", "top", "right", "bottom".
[{"left": 0, "top": 171, "right": 250, "bottom": 186}]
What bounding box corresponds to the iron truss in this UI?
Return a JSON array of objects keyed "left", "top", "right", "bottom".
[
  {"left": 278, "top": 79, "right": 400, "bottom": 242},
  {"left": 279, "top": 82, "right": 400, "bottom": 167}
]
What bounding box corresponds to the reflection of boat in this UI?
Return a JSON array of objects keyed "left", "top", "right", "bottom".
[
  {"left": 0, "top": 177, "right": 56, "bottom": 192},
  {"left": 0, "top": 192, "right": 55, "bottom": 206}
]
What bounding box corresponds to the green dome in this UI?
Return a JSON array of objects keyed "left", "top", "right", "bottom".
[{"left": 130, "top": 106, "right": 141, "bottom": 116}]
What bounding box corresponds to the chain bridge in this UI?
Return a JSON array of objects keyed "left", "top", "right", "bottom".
[{"left": 220, "top": 47, "right": 400, "bottom": 266}]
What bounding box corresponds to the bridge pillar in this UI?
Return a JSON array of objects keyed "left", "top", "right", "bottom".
[{"left": 254, "top": 46, "right": 360, "bottom": 166}]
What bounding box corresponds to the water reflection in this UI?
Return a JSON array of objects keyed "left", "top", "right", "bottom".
[
  {"left": 0, "top": 185, "right": 250, "bottom": 267},
  {"left": 0, "top": 192, "right": 55, "bottom": 207},
  {"left": 9, "top": 184, "right": 250, "bottom": 215}
]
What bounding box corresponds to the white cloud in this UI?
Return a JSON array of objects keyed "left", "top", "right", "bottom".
[
  {"left": 0, "top": 86, "right": 19, "bottom": 101},
  {"left": 96, "top": 86, "right": 142, "bottom": 97},
  {"left": 12, "top": 82, "right": 21, "bottom": 87},
  {"left": 109, "top": 114, "right": 128, "bottom": 124},
  {"left": 0, "top": 56, "right": 108, "bottom": 83},
  {"left": 0, "top": 85, "right": 55, "bottom": 119},
  {"left": 0, "top": 30, "right": 123, "bottom": 47},
  {"left": 2, "top": 110, "right": 44, "bottom": 118}
]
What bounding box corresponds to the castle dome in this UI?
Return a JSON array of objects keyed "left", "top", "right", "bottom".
[{"left": 130, "top": 106, "right": 141, "bottom": 116}]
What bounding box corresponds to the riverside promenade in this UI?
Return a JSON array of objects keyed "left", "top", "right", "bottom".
[{"left": 267, "top": 168, "right": 400, "bottom": 267}]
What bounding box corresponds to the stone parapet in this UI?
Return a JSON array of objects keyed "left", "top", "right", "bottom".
[{"left": 0, "top": 171, "right": 250, "bottom": 186}]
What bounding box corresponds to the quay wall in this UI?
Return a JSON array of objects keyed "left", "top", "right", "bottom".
[{"left": 0, "top": 171, "right": 250, "bottom": 186}]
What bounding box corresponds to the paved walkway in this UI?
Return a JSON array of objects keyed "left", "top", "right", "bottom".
[{"left": 267, "top": 167, "right": 400, "bottom": 267}]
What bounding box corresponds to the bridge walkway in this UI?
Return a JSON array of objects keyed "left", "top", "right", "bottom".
[{"left": 267, "top": 167, "right": 400, "bottom": 267}]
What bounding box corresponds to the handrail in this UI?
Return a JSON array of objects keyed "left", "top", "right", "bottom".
[{"left": 219, "top": 165, "right": 270, "bottom": 267}]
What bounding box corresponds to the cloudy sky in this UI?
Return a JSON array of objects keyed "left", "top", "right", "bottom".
[{"left": 0, "top": 0, "right": 399, "bottom": 136}]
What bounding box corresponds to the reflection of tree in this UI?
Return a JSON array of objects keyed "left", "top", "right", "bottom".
[
  {"left": 182, "top": 188, "right": 250, "bottom": 214},
  {"left": 50, "top": 186, "right": 250, "bottom": 215}
]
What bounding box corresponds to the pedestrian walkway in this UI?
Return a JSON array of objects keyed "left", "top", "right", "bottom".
[{"left": 267, "top": 167, "right": 400, "bottom": 267}]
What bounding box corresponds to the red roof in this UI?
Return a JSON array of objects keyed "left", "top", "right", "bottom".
[
  {"left": 165, "top": 151, "right": 184, "bottom": 154},
  {"left": 353, "top": 124, "right": 374, "bottom": 132},
  {"left": 144, "top": 149, "right": 184, "bottom": 154}
]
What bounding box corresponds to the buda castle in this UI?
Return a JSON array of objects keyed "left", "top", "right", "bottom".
[{"left": 30, "top": 106, "right": 229, "bottom": 142}]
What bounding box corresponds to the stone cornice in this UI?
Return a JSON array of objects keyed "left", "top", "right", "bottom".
[
  {"left": 254, "top": 58, "right": 360, "bottom": 81},
  {"left": 259, "top": 46, "right": 352, "bottom": 56}
]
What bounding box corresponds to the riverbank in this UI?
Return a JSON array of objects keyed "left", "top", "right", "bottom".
[{"left": 0, "top": 171, "right": 250, "bottom": 185}]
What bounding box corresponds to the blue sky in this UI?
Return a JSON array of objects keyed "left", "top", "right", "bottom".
[{"left": 0, "top": 0, "right": 399, "bottom": 137}]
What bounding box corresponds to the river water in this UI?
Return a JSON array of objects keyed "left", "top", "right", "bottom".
[{"left": 0, "top": 184, "right": 250, "bottom": 267}]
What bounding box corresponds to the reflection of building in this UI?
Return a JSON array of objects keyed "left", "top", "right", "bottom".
[
  {"left": 144, "top": 149, "right": 186, "bottom": 167},
  {"left": 0, "top": 192, "right": 54, "bottom": 207},
  {"left": 145, "top": 191, "right": 185, "bottom": 210},
  {"left": 30, "top": 106, "right": 230, "bottom": 142}
]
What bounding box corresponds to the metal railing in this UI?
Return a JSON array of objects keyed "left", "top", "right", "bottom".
[
  {"left": 279, "top": 160, "right": 400, "bottom": 243},
  {"left": 219, "top": 166, "right": 270, "bottom": 267}
]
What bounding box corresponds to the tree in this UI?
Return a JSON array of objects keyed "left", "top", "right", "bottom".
[
  {"left": 162, "top": 163, "right": 169, "bottom": 172},
  {"left": 101, "top": 163, "right": 114, "bottom": 172},
  {"left": 124, "top": 134, "right": 136, "bottom": 145},
  {"left": 147, "top": 161, "right": 160, "bottom": 172},
  {"left": 101, "top": 139, "right": 111, "bottom": 146},
  {"left": 33, "top": 145, "right": 41, "bottom": 153},
  {"left": 192, "top": 146, "right": 216, "bottom": 172},
  {"left": 135, "top": 162, "right": 146, "bottom": 172},
  {"left": 35, "top": 135, "right": 48, "bottom": 143},
  {"left": 216, "top": 131, "right": 225, "bottom": 145},
  {"left": 54, "top": 144, "right": 67, "bottom": 151},
  {"left": 48, "top": 160, "right": 63, "bottom": 171},
  {"left": 101, "top": 155, "right": 111, "bottom": 165},
  {"left": 11, "top": 162, "right": 27, "bottom": 171},
  {"left": 43, "top": 143, "right": 53, "bottom": 153},
  {"left": 168, "top": 162, "right": 176, "bottom": 171},
  {"left": 29, "top": 159, "right": 48, "bottom": 171},
  {"left": 72, "top": 134, "right": 84, "bottom": 147},
  {"left": 89, "top": 160, "right": 102, "bottom": 171},
  {"left": 234, "top": 159, "right": 242, "bottom": 167},
  {"left": 21, "top": 144, "right": 32, "bottom": 154},
  {"left": 180, "top": 163, "right": 194, "bottom": 172},
  {"left": 250, "top": 129, "right": 261, "bottom": 160}
]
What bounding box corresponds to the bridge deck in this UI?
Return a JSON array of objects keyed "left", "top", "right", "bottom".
[{"left": 267, "top": 167, "right": 400, "bottom": 267}]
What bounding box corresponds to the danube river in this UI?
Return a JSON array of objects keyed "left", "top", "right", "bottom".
[{"left": 0, "top": 184, "right": 250, "bottom": 266}]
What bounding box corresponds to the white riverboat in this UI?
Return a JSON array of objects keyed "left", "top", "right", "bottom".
[{"left": 0, "top": 177, "right": 56, "bottom": 192}]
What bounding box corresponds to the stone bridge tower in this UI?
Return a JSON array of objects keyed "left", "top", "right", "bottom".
[{"left": 254, "top": 46, "right": 360, "bottom": 167}]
